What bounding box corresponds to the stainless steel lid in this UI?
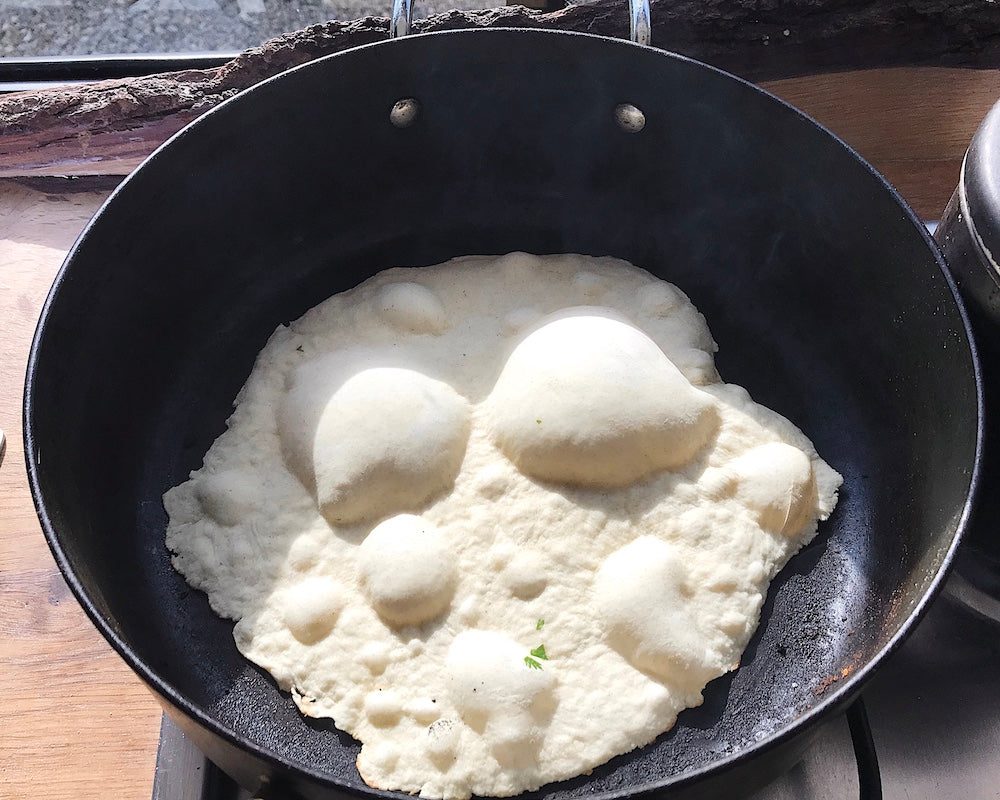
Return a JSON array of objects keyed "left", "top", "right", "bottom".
[
  {"left": 964, "top": 98, "right": 1000, "bottom": 277},
  {"left": 935, "top": 96, "right": 1000, "bottom": 590},
  {"left": 937, "top": 97, "right": 1000, "bottom": 324}
]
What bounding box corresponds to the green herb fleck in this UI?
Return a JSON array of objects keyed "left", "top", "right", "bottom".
[
  {"left": 536, "top": 419, "right": 542, "bottom": 424},
  {"left": 536, "top": 618, "right": 545, "bottom": 631},
  {"left": 530, "top": 644, "right": 548, "bottom": 660},
  {"left": 524, "top": 656, "right": 543, "bottom": 670}
]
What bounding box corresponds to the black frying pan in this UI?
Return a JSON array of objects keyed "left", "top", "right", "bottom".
[{"left": 25, "top": 27, "right": 981, "bottom": 800}]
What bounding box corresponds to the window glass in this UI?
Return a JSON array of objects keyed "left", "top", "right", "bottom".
[{"left": 1, "top": 0, "right": 487, "bottom": 59}]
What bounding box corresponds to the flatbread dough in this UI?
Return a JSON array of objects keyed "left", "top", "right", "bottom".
[{"left": 164, "top": 252, "right": 841, "bottom": 799}]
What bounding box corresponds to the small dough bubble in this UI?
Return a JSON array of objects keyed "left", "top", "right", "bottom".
[
  {"left": 674, "top": 348, "right": 719, "bottom": 385},
  {"left": 358, "top": 515, "right": 458, "bottom": 627},
  {"left": 365, "top": 690, "right": 405, "bottom": 727},
  {"left": 494, "top": 252, "right": 541, "bottom": 282},
  {"left": 365, "top": 741, "right": 402, "bottom": 770},
  {"left": 473, "top": 463, "right": 511, "bottom": 500},
  {"left": 285, "top": 531, "right": 326, "bottom": 572},
  {"left": 454, "top": 596, "right": 481, "bottom": 625},
  {"left": 501, "top": 307, "right": 541, "bottom": 336},
  {"left": 502, "top": 551, "right": 548, "bottom": 600},
  {"left": 375, "top": 282, "right": 448, "bottom": 335},
  {"left": 407, "top": 639, "right": 426, "bottom": 657},
  {"left": 637, "top": 282, "right": 682, "bottom": 316},
  {"left": 358, "top": 641, "right": 394, "bottom": 674},
  {"left": 281, "top": 578, "right": 346, "bottom": 644},
  {"left": 729, "top": 442, "right": 817, "bottom": 536},
  {"left": 407, "top": 698, "right": 442, "bottom": 724},
  {"left": 488, "top": 542, "right": 515, "bottom": 568},
  {"left": 571, "top": 271, "right": 609, "bottom": 299},
  {"left": 426, "top": 718, "right": 461, "bottom": 765},
  {"left": 719, "top": 610, "right": 752, "bottom": 636},
  {"left": 194, "top": 471, "right": 257, "bottom": 526}
]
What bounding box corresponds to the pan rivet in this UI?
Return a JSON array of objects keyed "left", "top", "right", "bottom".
[
  {"left": 390, "top": 98, "right": 421, "bottom": 128},
  {"left": 614, "top": 103, "right": 645, "bottom": 133}
]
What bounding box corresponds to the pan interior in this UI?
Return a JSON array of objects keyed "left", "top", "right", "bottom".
[{"left": 27, "top": 29, "right": 978, "bottom": 798}]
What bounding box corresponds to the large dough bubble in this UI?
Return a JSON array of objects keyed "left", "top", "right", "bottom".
[
  {"left": 484, "top": 310, "right": 719, "bottom": 488},
  {"left": 278, "top": 351, "right": 471, "bottom": 524}
]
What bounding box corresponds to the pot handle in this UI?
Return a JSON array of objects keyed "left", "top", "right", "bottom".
[{"left": 390, "top": 0, "right": 651, "bottom": 46}]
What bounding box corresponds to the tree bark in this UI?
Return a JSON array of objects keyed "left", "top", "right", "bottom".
[{"left": 2, "top": 0, "right": 999, "bottom": 177}]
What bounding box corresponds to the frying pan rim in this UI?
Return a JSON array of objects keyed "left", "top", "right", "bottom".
[{"left": 23, "top": 26, "right": 985, "bottom": 799}]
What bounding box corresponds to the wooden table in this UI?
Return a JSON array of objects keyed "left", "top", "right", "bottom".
[
  {"left": 0, "top": 66, "right": 997, "bottom": 800},
  {"left": 0, "top": 182, "right": 162, "bottom": 799}
]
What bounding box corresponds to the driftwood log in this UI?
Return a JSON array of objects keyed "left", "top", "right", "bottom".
[{"left": 2, "top": 0, "right": 1000, "bottom": 177}]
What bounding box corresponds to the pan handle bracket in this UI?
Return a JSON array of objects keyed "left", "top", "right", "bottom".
[
  {"left": 390, "top": 0, "right": 651, "bottom": 45},
  {"left": 390, "top": 0, "right": 413, "bottom": 38},
  {"left": 630, "top": 0, "right": 651, "bottom": 46}
]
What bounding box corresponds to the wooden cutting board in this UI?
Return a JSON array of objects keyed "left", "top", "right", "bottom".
[{"left": 0, "top": 65, "right": 996, "bottom": 800}]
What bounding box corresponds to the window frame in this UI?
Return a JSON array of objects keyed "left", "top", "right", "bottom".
[{"left": 0, "top": 54, "right": 238, "bottom": 93}]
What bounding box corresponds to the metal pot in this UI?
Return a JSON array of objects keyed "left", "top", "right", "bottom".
[
  {"left": 936, "top": 97, "right": 1000, "bottom": 594},
  {"left": 25, "top": 13, "right": 981, "bottom": 800}
]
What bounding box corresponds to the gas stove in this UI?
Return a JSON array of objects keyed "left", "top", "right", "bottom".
[{"left": 150, "top": 101, "right": 1000, "bottom": 800}]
